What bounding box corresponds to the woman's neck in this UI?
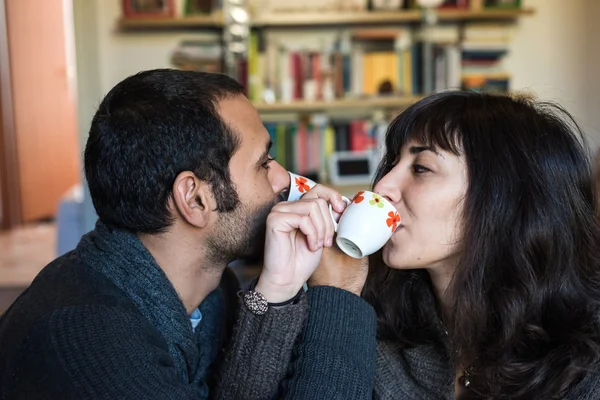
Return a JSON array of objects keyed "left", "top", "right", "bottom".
[{"left": 426, "top": 264, "right": 455, "bottom": 315}]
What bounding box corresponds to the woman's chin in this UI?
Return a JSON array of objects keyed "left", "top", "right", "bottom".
[
  {"left": 382, "top": 242, "right": 411, "bottom": 270},
  {"left": 382, "top": 242, "right": 397, "bottom": 268}
]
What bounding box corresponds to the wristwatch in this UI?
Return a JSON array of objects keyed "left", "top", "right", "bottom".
[
  {"left": 242, "top": 279, "right": 305, "bottom": 315},
  {"left": 242, "top": 290, "right": 269, "bottom": 315}
]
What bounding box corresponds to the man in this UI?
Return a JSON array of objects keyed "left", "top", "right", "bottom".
[{"left": 0, "top": 69, "right": 369, "bottom": 399}]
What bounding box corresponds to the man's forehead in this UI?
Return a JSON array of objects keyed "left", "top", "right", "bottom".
[{"left": 217, "top": 95, "right": 270, "bottom": 153}]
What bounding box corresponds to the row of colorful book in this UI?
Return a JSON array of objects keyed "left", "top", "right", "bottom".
[
  {"left": 243, "top": 29, "right": 418, "bottom": 103},
  {"left": 264, "top": 116, "right": 387, "bottom": 177},
  {"left": 241, "top": 24, "right": 512, "bottom": 103}
]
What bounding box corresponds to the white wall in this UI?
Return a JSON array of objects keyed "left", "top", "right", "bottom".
[
  {"left": 96, "top": 0, "right": 219, "bottom": 95},
  {"left": 73, "top": 0, "right": 101, "bottom": 153},
  {"left": 73, "top": 0, "right": 101, "bottom": 232},
  {"left": 75, "top": 0, "right": 600, "bottom": 149},
  {"left": 505, "top": 0, "right": 599, "bottom": 150},
  {"left": 582, "top": 0, "right": 600, "bottom": 150},
  {"left": 73, "top": 0, "right": 219, "bottom": 147}
]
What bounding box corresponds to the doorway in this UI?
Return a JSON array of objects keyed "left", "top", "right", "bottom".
[{"left": 0, "top": 0, "right": 80, "bottom": 228}]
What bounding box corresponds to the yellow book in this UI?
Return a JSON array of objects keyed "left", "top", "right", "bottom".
[
  {"left": 321, "top": 124, "right": 336, "bottom": 181},
  {"left": 362, "top": 53, "right": 375, "bottom": 95},
  {"left": 363, "top": 52, "right": 399, "bottom": 95},
  {"left": 248, "top": 32, "right": 259, "bottom": 101},
  {"left": 380, "top": 52, "right": 399, "bottom": 92}
]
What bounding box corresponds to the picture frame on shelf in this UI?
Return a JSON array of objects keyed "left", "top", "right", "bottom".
[
  {"left": 122, "top": 0, "right": 175, "bottom": 18},
  {"left": 484, "top": 0, "right": 521, "bottom": 9}
]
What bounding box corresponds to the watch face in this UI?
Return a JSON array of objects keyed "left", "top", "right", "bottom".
[{"left": 243, "top": 291, "right": 268, "bottom": 315}]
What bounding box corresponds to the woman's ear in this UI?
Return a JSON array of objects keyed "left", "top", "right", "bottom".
[{"left": 172, "top": 171, "right": 216, "bottom": 229}]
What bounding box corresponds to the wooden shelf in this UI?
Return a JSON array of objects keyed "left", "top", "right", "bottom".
[
  {"left": 253, "top": 96, "right": 420, "bottom": 113},
  {"left": 117, "top": 8, "right": 534, "bottom": 30},
  {"left": 253, "top": 10, "right": 421, "bottom": 27},
  {"left": 437, "top": 7, "right": 535, "bottom": 21},
  {"left": 118, "top": 13, "right": 223, "bottom": 30},
  {"left": 252, "top": 8, "right": 535, "bottom": 27}
]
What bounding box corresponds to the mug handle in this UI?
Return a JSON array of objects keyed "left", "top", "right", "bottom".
[{"left": 329, "top": 196, "right": 351, "bottom": 233}]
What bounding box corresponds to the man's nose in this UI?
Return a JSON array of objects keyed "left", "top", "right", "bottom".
[{"left": 268, "top": 161, "right": 290, "bottom": 195}]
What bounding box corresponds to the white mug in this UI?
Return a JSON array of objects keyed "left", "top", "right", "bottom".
[
  {"left": 287, "top": 171, "right": 317, "bottom": 201},
  {"left": 335, "top": 190, "right": 399, "bottom": 259}
]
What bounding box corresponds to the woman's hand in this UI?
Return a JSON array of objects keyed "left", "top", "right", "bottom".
[{"left": 308, "top": 246, "right": 369, "bottom": 296}]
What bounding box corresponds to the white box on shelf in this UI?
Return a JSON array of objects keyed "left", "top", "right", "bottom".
[{"left": 328, "top": 150, "right": 380, "bottom": 185}]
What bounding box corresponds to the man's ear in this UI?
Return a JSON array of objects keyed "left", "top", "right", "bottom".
[{"left": 172, "top": 171, "right": 215, "bottom": 229}]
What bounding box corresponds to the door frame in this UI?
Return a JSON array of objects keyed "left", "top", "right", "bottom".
[{"left": 0, "top": 0, "right": 21, "bottom": 229}]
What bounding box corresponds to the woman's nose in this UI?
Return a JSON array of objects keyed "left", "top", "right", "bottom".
[{"left": 373, "top": 173, "right": 401, "bottom": 205}]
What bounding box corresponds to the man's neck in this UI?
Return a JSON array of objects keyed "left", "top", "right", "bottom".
[{"left": 139, "top": 229, "right": 227, "bottom": 315}]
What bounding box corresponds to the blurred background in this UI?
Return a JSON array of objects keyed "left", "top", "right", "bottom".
[{"left": 1, "top": 0, "right": 599, "bottom": 309}]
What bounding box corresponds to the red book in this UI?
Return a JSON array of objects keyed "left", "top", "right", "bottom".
[
  {"left": 237, "top": 59, "right": 248, "bottom": 97},
  {"left": 296, "top": 123, "right": 308, "bottom": 175},
  {"left": 350, "top": 120, "right": 371, "bottom": 151},
  {"left": 290, "top": 52, "right": 303, "bottom": 100}
]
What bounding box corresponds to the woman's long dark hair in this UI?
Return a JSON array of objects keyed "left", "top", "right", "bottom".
[
  {"left": 594, "top": 148, "right": 600, "bottom": 214},
  {"left": 363, "top": 91, "right": 600, "bottom": 399}
]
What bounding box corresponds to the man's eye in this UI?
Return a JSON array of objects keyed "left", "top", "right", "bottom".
[{"left": 262, "top": 157, "right": 275, "bottom": 169}]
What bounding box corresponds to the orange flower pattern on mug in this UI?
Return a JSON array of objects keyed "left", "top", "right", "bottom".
[
  {"left": 369, "top": 193, "right": 385, "bottom": 208},
  {"left": 386, "top": 211, "right": 401, "bottom": 232},
  {"left": 353, "top": 191, "right": 365, "bottom": 204},
  {"left": 295, "top": 177, "right": 311, "bottom": 193}
]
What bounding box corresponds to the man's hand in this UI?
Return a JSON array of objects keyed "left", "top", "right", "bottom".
[{"left": 256, "top": 185, "right": 347, "bottom": 303}]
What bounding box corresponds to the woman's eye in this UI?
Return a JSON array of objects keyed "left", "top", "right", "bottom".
[{"left": 412, "top": 164, "right": 430, "bottom": 174}]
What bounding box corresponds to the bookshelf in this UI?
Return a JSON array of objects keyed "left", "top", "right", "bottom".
[
  {"left": 117, "top": 8, "right": 534, "bottom": 31},
  {"left": 252, "top": 8, "right": 534, "bottom": 27},
  {"left": 118, "top": 13, "right": 224, "bottom": 30},
  {"left": 116, "top": 2, "right": 535, "bottom": 186}
]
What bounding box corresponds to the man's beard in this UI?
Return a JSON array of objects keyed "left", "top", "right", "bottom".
[{"left": 206, "top": 198, "right": 277, "bottom": 265}]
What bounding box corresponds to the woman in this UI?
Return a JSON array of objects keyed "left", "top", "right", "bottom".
[
  {"left": 218, "top": 91, "right": 600, "bottom": 399},
  {"left": 353, "top": 91, "right": 600, "bottom": 399}
]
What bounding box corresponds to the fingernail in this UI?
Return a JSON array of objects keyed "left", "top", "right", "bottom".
[
  {"left": 319, "top": 239, "right": 324, "bottom": 247},
  {"left": 326, "top": 238, "right": 333, "bottom": 247}
]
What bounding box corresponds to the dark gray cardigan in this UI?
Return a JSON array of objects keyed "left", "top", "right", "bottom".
[{"left": 219, "top": 286, "right": 600, "bottom": 400}]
